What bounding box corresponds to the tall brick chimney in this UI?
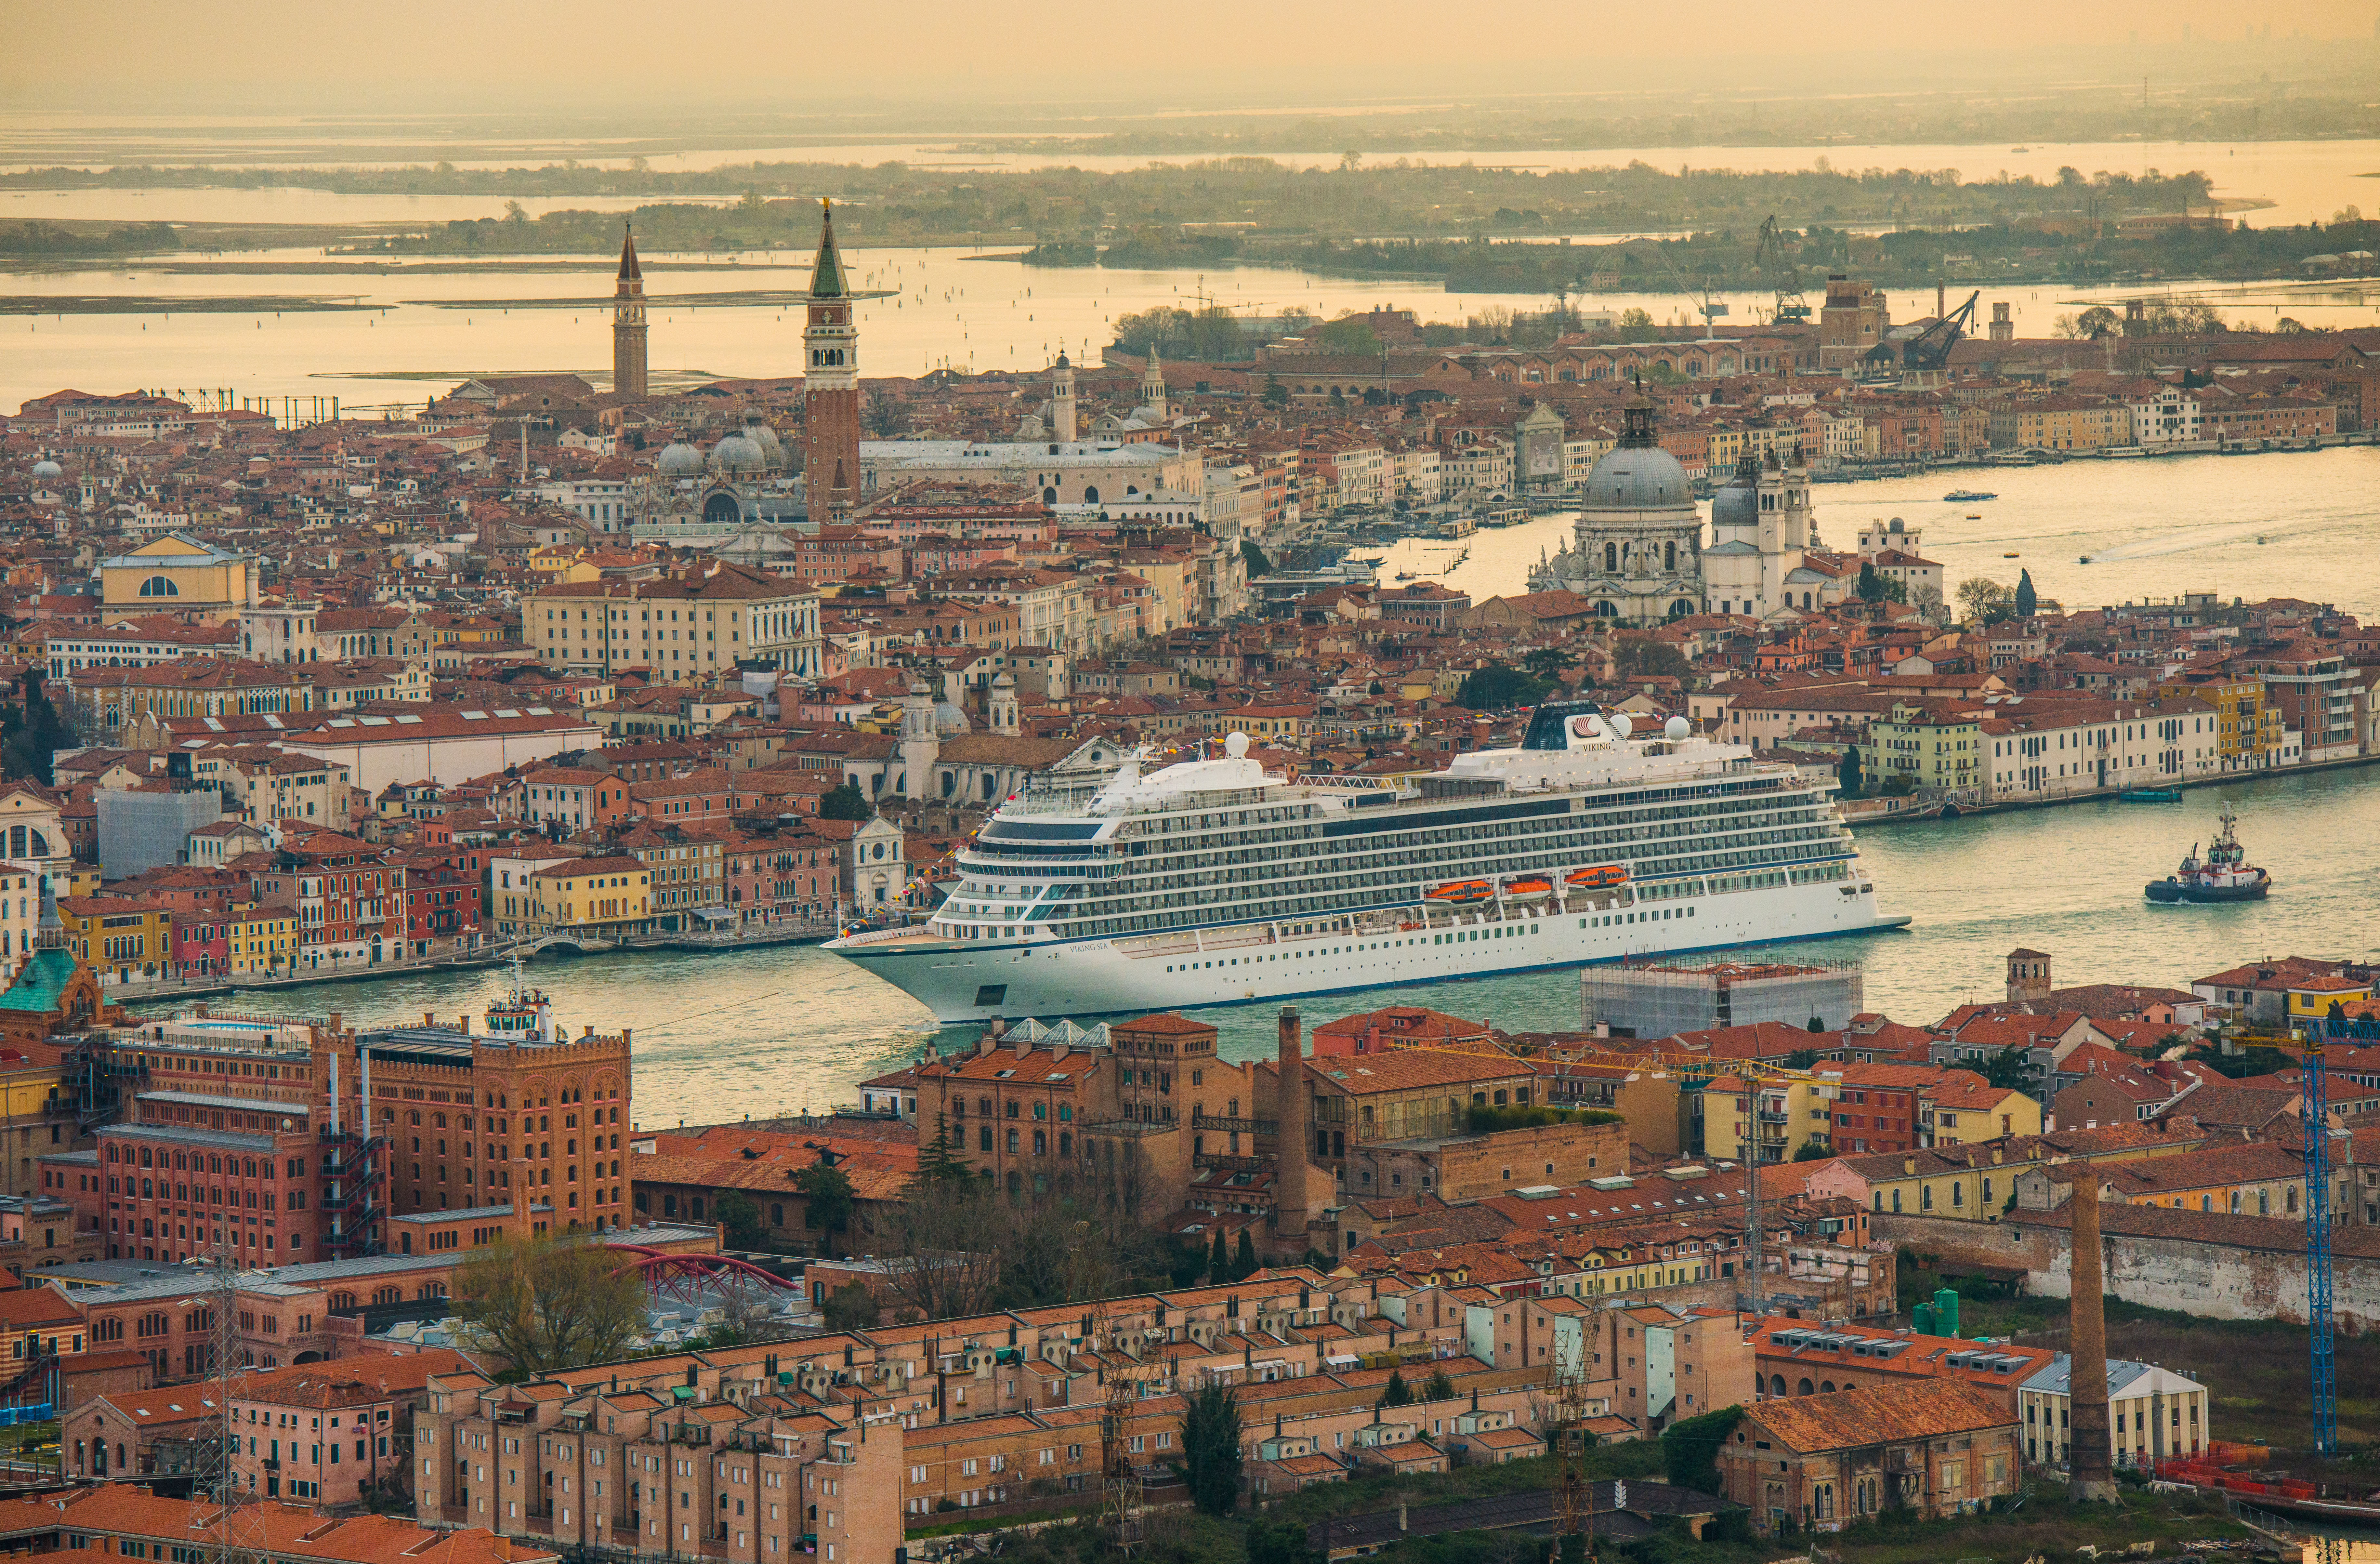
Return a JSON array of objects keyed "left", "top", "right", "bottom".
[
  {"left": 1273, "top": 1006, "right": 1313, "bottom": 1256},
  {"left": 2068, "top": 1179, "right": 2115, "bottom": 1501}
]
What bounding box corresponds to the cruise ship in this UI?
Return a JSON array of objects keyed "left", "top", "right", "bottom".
[{"left": 826, "top": 701, "right": 1907, "bottom": 1023}]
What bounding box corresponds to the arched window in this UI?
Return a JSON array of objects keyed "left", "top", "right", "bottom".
[
  {"left": 1664, "top": 540, "right": 1677, "bottom": 571},
  {"left": 1594, "top": 600, "right": 1617, "bottom": 618},
  {"left": 138, "top": 577, "right": 179, "bottom": 598},
  {"left": 1083, "top": 485, "right": 1099, "bottom": 504},
  {"left": 1603, "top": 542, "right": 1619, "bottom": 573}
]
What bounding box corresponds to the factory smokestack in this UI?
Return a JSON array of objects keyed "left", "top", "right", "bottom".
[{"left": 2068, "top": 1178, "right": 2115, "bottom": 1501}]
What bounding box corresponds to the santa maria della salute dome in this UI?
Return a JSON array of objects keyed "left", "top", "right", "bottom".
[{"left": 1533, "top": 391, "right": 1705, "bottom": 624}]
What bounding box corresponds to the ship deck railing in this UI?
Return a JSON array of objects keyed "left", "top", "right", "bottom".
[
  {"left": 1114, "top": 892, "right": 1625, "bottom": 961},
  {"left": 835, "top": 924, "right": 935, "bottom": 948}
]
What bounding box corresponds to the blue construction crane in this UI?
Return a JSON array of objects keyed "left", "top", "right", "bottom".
[{"left": 2295, "top": 1012, "right": 2380, "bottom": 1455}]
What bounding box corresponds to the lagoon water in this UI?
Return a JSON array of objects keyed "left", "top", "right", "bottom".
[{"left": 129, "top": 765, "right": 2380, "bottom": 1131}]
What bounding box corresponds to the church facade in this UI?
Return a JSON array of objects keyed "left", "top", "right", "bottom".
[{"left": 1530, "top": 395, "right": 1705, "bottom": 624}]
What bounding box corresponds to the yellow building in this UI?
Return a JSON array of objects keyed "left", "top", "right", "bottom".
[
  {"left": 2153, "top": 669, "right": 2284, "bottom": 765},
  {"left": 227, "top": 901, "right": 298, "bottom": 976},
  {"left": 524, "top": 855, "right": 651, "bottom": 934},
  {"left": 1870, "top": 702, "right": 1985, "bottom": 793},
  {"left": 1859, "top": 1133, "right": 2207, "bottom": 1223},
  {"left": 2289, "top": 974, "right": 2375, "bottom": 1022},
  {"left": 1989, "top": 397, "right": 2133, "bottom": 452},
  {"left": 1706, "top": 1074, "right": 1839, "bottom": 1165},
  {"left": 1921, "top": 1076, "right": 2043, "bottom": 1146},
  {"left": 57, "top": 899, "right": 173, "bottom": 981},
  {"left": 0, "top": 1053, "right": 70, "bottom": 1199},
  {"left": 98, "top": 533, "right": 254, "bottom": 619}
]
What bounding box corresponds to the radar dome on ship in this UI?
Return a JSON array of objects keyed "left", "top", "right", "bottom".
[{"left": 657, "top": 441, "right": 703, "bottom": 476}]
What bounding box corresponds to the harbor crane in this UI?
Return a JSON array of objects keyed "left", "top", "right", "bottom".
[{"left": 1754, "top": 217, "right": 1809, "bottom": 324}]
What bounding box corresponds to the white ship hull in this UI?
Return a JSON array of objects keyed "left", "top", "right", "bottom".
[{"left": 833, "top": 877, "right": 1906, "bottom": 1025}]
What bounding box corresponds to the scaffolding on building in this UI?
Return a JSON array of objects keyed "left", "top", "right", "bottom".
[
  {"left": 56, "top": 1034, "right": 144, "bottom": 1140},
  {"left": 1580, "top": 958, "right": 1863, "bottom": 1039}
]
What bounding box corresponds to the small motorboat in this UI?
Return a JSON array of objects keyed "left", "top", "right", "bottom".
[
  {"left": 2145, "top": 808, "right": 2270, "bottom": 903},
  {"left": 2118, "top": 788, "right": 2183, "bottom": 803},
  {"left": 1565, "top": 865, "right": 1630, "bottom": 891},
  {"left": 1501, "top": 876, "right": 1555, "bottom": 903},
  {"left": 2079, "top": 555, "right": 2093, "bottom": 563},
  {"left": 1425, "top": 879, "right": 1493, "bottom": 906},
  {"left": 1943, "top": 489, "right": 1997, "bottom": 502},
  {"left": 2002, "top": 551, "right": 2020, "bottom": 558}
]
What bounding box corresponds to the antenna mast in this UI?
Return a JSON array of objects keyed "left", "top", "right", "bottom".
[{"left": 187, "top": 1242, "right": 270, "bottom": 1564}]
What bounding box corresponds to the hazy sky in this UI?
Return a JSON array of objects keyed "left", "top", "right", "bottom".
[{"left": 7, "top": 0, "right": 2380, "bottom": 114}]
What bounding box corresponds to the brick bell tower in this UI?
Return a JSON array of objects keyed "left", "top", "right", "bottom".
[
  {"left": 802, "top": 198, "right": 862, "bottom": 522},
  {"left": 611, "top": 221, "right": 648, "bottom": 399}
]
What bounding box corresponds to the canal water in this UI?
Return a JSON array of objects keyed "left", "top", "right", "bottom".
[
  {"left": 1376, "top": 444, "right": 2380, "bottom": 622},
  {"left": 128, "top": 764, "right": 2380, "bottom": 1130}
]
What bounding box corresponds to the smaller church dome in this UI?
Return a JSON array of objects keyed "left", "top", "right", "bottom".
[
  {"left": 933, "top": 698, "right": 970, "bottom": 737},
  {"left": 657, "top": 441, "right": 703, "bottom": 476},
  {"left": 1711, "top": 452, "right": 1761, "bottom": 531},
  {"left": 740, "top": 412, "right": 784, "bottom": 467},
  {"left": 30, "top": 459, "right": 62, "bottom": 481},
  {"left": 709, "top": 432, "right": 764, "bottom": 473}
]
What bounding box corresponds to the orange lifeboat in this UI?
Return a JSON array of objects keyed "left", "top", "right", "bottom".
[
  {"left": 1502, "top": 876, "right": 1554, "bottom": 903},
  {"left": 1565, "top": 865, "right": 1630, "bottom": 891},
  {"left": 1424, "top": 879, "right": 1493, "bottom": 906}
]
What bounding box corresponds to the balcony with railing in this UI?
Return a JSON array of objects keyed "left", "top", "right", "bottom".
[{"left": 1191, "top": 1113, "right": 1277, "bottom": 1136}]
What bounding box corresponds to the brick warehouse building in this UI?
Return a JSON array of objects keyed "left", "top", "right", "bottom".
[
  {"left": 51, "top": 987, "right": 634, "bottom": 1266},
  {"left": 358, "top": 983, "right": 632, "bottom": 1230}
]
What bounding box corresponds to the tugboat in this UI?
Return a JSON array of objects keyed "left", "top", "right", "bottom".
[{"left": 2145, "top": 807, "right": 2271, "bottom": 903}]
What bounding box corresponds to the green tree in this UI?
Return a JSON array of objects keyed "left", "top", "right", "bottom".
[
  {"left": 1854, "top": 560, "right": 1907, "bottom": 604},
  {"left": 1792, "top": 1138, "right": 1834, "bottom": 1161},
  {"left": 792, "top": 1162, "right": 856, "bottom": 1250},
  {"left": 1838, "top": 745, "right": 1863, "bottom": 800},
  {"left": 1955, "top": 576, "right": 2017, "bottom": 627},
  {"left": 1208, "top": 1226, "right": 1230, "bottom": 1285},
  {"left": 1261, "top": 372, "right": 1288, "bottom": 409},
  {"left": 1314, "top": 318, "right": 1380, "bottom": 357},
  {"left": 914, "top": 1114, "right": 975, "bottom": 1185},
  {"left": 2, "top": 669, "right": 65, "bottom": 784},
  {"left": 1178, "top": 1377, "right": 1244, "bottom": 1516},
  {"left": 1660, "top": 1405, "right": 1744, "bottom": 1494},
  {"left": 821, "top": 1281, "right": 880, "bottom": 1332},
  {"left": 1454, "top": 663, "right": 1552, "bottom": 711},
  {"left": 1982, "top": 1045, "right": 2035, "bottom": 1091},
  {"left": 818, "top": 781, "right": 872, "bottom": 821},
  {"left": 1781, "top": 1049, "right": 1822, "bottom": 1070},
  {"left": 1379, "top": 1369, "right": 1413, "bottom": 1407},
  {"left": 1232, "top": 1229, "right": 1258, "bottom": 1281},
  {"left": 1615, "top": 306, "right": 1658, "bottom": 342},
  {"left": 1248, "top": 1519, "right": 1320, "bottom": 1564},
  {"left": 1611, "top": 637, "right": 1689, "bottom": 680},
  {"left": 1241, "top": 539, "right": 1271, "bottom": 576},
  {"left": 1521, "top": 645, "right": 1579, "bottom": 683},
  {"left": 714, "top": 1190, "right": 766, "bottom": 1249},
  {"left": 451, "top": 1234, "right": 645, "bottom": 1376},
  {"left": 1423, "top": 1367, "right": 1456, "bottom": 1401}
]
